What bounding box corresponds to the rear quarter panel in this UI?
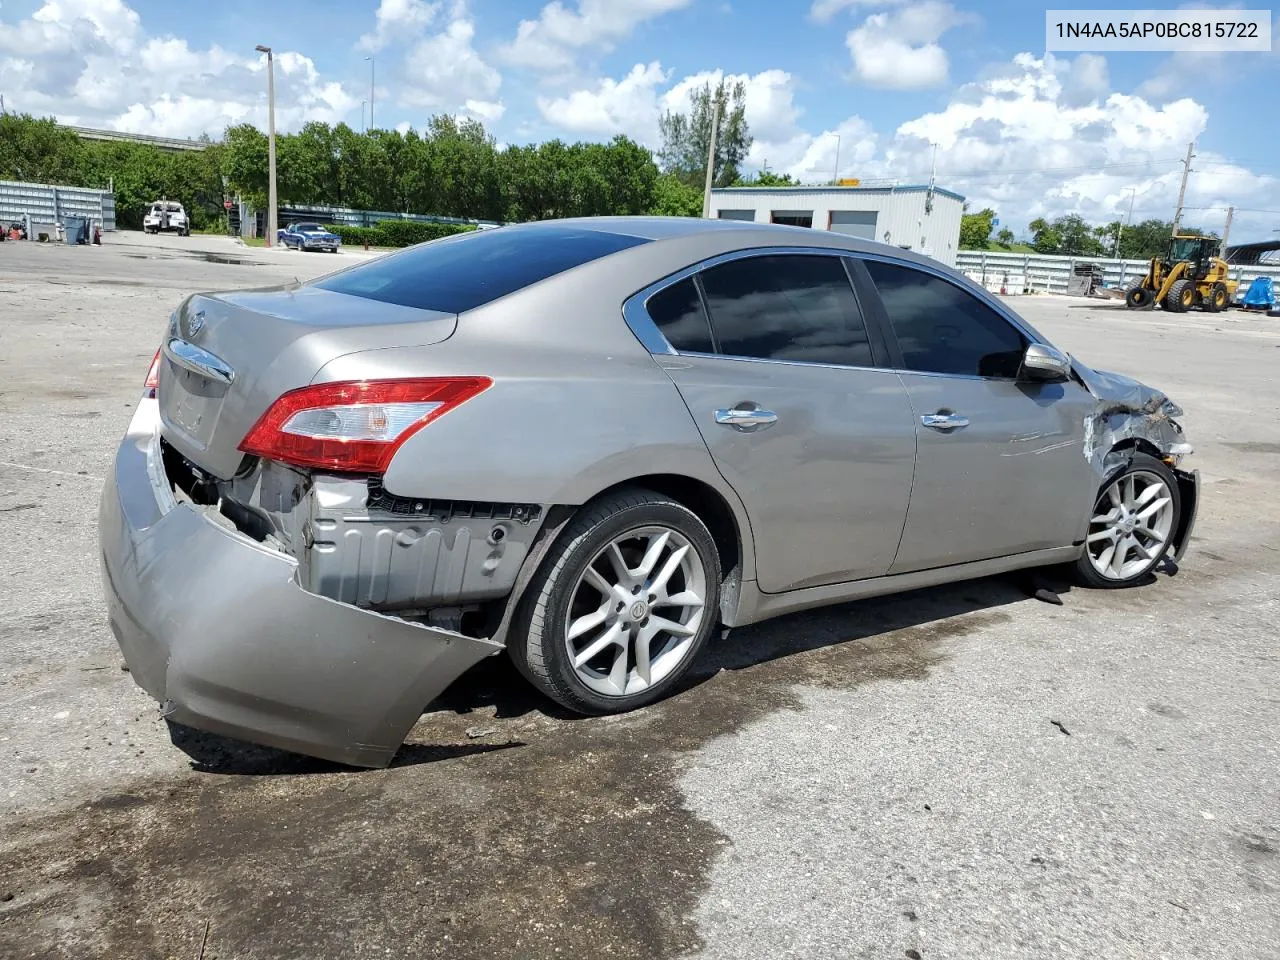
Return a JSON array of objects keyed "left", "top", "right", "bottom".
[{"left": 310, "top": 234, "right": 762, "bottom": 577}]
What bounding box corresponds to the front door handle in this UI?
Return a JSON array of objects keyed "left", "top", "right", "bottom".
[
  {"left": 921, "top": 412, "right": 970, "bottom": 430},
  {"left": 715, "top": 407, "right": 778, "bottom": 431}
]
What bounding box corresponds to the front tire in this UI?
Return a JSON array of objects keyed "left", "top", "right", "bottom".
[
  {"left": 1163, "top": 279, "right": 1194, "bottom": 313},
  {"left": 509, "top": 489, "right": 722, "bottom": 715},
  {"left": 1074, "top": 452, "right": 1181, "bottom": 588}
]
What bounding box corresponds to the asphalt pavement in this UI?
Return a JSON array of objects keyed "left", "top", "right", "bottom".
[{"left": 0, "top": 231, "right": 1276, "bottom": 960}]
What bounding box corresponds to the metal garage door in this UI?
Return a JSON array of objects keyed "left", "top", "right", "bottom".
[
  {"left": 828, "top": 210, "right": 877, "bottom": 239},
  {"left": 717, "top": 209, "right": 756, "bottom": 221}
]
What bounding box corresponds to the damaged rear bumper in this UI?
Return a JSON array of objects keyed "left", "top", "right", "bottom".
[{"left": 98, "top": 403, "right": 502, "bottom": 768}]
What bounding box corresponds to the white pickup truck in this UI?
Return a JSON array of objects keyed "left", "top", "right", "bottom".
[{"left": 143, "top": 201, "right": 190, "bottom": 236}]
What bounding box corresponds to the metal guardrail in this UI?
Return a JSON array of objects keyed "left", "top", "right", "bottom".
[
  {"left": 0, "top": 179, "right": 116, "bottom": 231},
  {"left": 956, "top": 250, "right": 1280, "bottom": 299}
]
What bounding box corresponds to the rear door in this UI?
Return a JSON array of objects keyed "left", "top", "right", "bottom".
[
  {"left": 851, "top": 256, "right": 1099, "bottom": 574},
  {"left": 640, "top": 251, "right": 918, "bottom": 594}
]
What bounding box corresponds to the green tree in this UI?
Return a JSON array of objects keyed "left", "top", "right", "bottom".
[
  {"left": 1028, "top": 217, "right": 1062, "bottom": 254},
  {"left": 733, "top": 170, "right": 798, "bottom": 187},
  {"left": 647, "top": 173, "right": 702, "bottom": 217},
  {"left": 0, "top": 113, "right": 85, "bottom": 183},
  {"left": 658, "top": 79, "right": 752, "bottom": 190},
  {"left": 995, "top": 227, "right": 1015, "bottom": 247},
  {"left": 1054, "top": 214, "right": 1104, "bottom": 256},
  {"left": 959, "top": 206, "right": 997, "bottom": 249}
]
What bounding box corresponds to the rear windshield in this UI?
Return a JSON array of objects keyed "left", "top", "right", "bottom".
[{"left": 311, "top": 224, "right": 650, "bottom": 314}]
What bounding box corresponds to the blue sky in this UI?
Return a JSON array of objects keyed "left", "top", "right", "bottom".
[{"left": 1, "top": 0, "right": 1277, "bottom": 238}]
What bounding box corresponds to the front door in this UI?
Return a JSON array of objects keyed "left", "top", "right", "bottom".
[
  {"left": 854, "top": 257, "right": 1099, "bottom": 574},
  {"left": 642, "top": 253, "right": 918, "bottom": 594}
]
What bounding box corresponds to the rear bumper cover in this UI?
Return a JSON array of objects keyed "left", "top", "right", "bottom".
[{"left": 99, "top": 403, "right": 501, "bottom": 767}]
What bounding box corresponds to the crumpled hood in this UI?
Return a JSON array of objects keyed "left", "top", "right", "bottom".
[
  {"left": 1073, "top": 361, "right": 1176, "bottom": 415},
  {"left": 1070, "top": 359, "right": 1190, "bottom": 472}
]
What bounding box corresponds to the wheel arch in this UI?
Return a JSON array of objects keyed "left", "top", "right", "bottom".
[{"left": 486, "top": 472, "right": 755, "bottom": 648}]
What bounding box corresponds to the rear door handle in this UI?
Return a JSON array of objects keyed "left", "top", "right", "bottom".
[
  {"left": 921, "top": 412, "right": 969, "bottom": 430},
  {"left": 715, "top": 407, "right": 778, "bottom": 431}
]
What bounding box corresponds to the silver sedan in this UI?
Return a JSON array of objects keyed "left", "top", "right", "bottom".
[{"left": 100, "top": 217, "right": 1199, "bottom": 766}]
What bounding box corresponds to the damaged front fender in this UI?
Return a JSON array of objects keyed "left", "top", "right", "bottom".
[
  {"left": 1074, "top": 361, "right": 1193, "bottom": 474},
  {"left": 1074, "top": 360, "right": 1200, "bottom": 560}
]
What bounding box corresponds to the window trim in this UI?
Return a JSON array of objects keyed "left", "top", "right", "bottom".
[{"left": 622, "top": 246, "right": 892, "bottom": 373}]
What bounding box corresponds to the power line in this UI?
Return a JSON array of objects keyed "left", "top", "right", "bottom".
[{"left": 936, "top": 159, "right": 1183, "bottom": 181}]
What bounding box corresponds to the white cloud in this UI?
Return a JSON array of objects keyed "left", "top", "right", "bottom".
[
  {"left": 399, "top": 15, "right": 502, "bottom": 112},
  {"left": 464, "top": 99, "right": 507, "bottom": 123},
  {"left": 846, "top": 1, "right": 968, "bottom": 90},
  {"left": 809, "top": 0, "right": 903, "bottom": 23},
  {"left": 0, "top": 0, "right": 357, "bottom": 136},
  {"left": 538, "top": 61, "right": 669, "bottom": 137},
  {"left": 357, "top": 0, "right": 439, "bottom": 52},
  {"left": 880, "top": 52, "right": 1279, "bottom": 237},
  {"left": 499, "top": 0, "right": 693, "bottom": 72}
]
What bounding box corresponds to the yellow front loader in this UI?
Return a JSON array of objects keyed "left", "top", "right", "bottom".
[{"left": 1124, "top": 235, "right": 1238, "bottom": 313}]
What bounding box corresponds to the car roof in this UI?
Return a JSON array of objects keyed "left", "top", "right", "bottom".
[{"left": 485, "top": 216, "right": 945, "bottom": 272}]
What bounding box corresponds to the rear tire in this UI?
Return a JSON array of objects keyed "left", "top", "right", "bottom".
[
  {"left": 1074, "top": 452, "right": 1181, "bottom": 589},
  {"left": 1163, "top": 279, "right": 1194, "bottom": 313},
  {"left": 508, "top": 489, "right": 722, "bottom": 715},
  {"left": 1125, "top": 285, "right": 1153, "bottom": 309}
]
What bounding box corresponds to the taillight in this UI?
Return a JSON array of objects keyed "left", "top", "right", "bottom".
[
  {"left": 143, "top": 349, "right": 162, "bottom": 399},
  {"left": 238, "top": 377, "right": 492, "bottom": 473}
]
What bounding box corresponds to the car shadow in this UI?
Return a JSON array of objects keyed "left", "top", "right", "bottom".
[
  {"left": 166, "top": 722, "right": 524, "bottom": 776},
  {"left": 439, "top": 568, "right": 1070, "bottom": 717},
  {"left": 170, "top": 568, "right": 1073, "bottom": 777}
]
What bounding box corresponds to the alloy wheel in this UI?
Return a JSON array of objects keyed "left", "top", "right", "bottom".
[
  {"left": 1085, "top": 469, "right": 1176, "bottom": 580},
  {"left": 563, "top": 525, "right": 707, "bottom": 697}
]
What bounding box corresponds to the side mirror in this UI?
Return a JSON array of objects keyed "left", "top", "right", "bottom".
[{"left": 1022, "top": 343, "right": 1072, "bottom": 382}]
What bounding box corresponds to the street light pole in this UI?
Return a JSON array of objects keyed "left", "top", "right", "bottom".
[
  {"left": 361, "top": 100, "right": 367, "bottom": 133},
  {"left": 256, "top": 44, "right": 277, "bottom": 248},
  {"left": 832, "top": 134, "right": 841, "bottom": 185},
  {"left": 365, "top": 56, "right": 375, "bottom": 130}
]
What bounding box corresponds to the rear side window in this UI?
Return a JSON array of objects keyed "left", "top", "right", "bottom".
[
  {"left": 698, "top": 254, "right": 875, "bottom": 367},
  {"left": 311, "top": 225, "right": 649, "bottom": 314},
  {"left": 863, "top": 260, "right": 1026, "bottom": 378},
  {"left": 646, "top": 278, "right": 714, "bottom": 353}
]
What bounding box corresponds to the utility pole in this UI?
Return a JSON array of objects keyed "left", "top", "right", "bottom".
[
  {"left": 701, "top": 94, "right": 722, "bottom": 219},
  {"left": 365, "top": 56, "right": 375, "bottom": 130},
  {"left": 1171, "top": 140, "right": 1195, "bottom": 236},
  {"left": 832, "top": 134, "right": 841, "bottom": 186},
  {"left": 926, "top": 142, "right": 938, "bottom": 213},
  {"left": 1222, "top": 206, "right": 1234, "bottom": 249},
  {"left": 256, "top": 45, "right": 278, "bottom": 247},
  {"left": 1115, "top": 187, "right": 1135, "bottom": 258}
]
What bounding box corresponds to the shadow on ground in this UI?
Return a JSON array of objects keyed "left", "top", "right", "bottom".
[{"left": 0, "top": 571, "right": 1044, "bottom": 960}]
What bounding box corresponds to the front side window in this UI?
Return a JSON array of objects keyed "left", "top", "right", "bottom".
[
  {"left": 698, "top": 254, "right": 875, "bottom": 368},
  {"left": 863, "top": 259, "right": 1027, "bottom": 378}
]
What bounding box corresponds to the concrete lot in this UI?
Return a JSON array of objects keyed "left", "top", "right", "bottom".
[{"left": 1, "top": 231, "right": 1277, "bottom": 960}]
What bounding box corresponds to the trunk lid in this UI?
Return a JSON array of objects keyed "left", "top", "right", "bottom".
[{"left": 158, "top": 284, "right": 458, "bottom": 479}]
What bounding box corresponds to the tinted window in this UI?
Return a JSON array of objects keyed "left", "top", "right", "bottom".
[
  {"left": 646, "top": 278, "right": 714, "bottom": 353},
  {"left": 312, "top": 225, "right": 649, "bottom": 314},
  {"left": 698, "top": 255, "right": 875, "bottom": 367},
  {"left": 864, "top": 260, "right": 1026, "bottom": 378}
]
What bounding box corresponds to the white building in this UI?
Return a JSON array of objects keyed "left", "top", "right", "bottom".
[{"left": 709, "top": 184, "right": 966, "bottom": 267}]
